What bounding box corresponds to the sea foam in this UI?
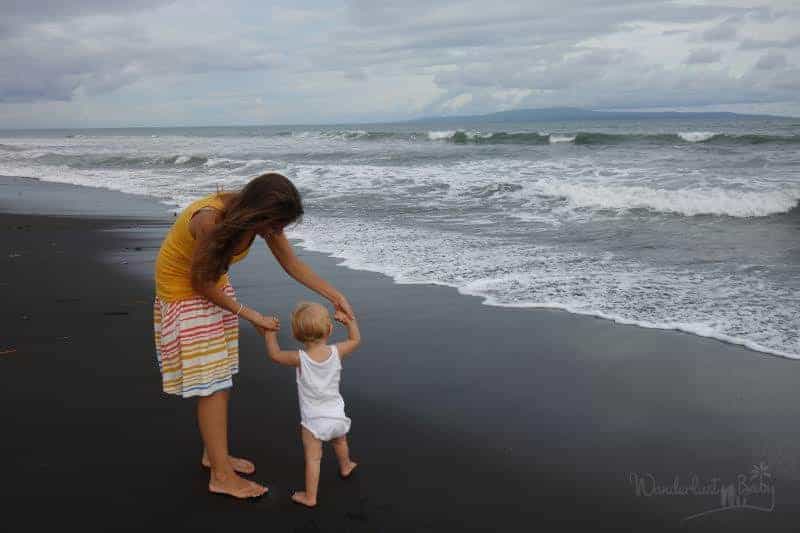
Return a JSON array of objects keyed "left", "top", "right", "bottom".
[
  {"left": 678, "top": 131, "right": 718, "bottom": 142},
  {"left": 536, "top": 181, "right": 800, "bottom": 218},
  {"left": 427, "top": 130, "right": 459, "bottom": 141},
  {"left": 289, "top": 214, "right": 799, "bottom": 360}
]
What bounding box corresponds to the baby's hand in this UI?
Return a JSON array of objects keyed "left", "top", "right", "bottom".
[
  {"left": 333, "top": 310, "right": 350, "bottom": 324},
  {"left": 254, "top": 314, "right": 280, "bottom": 335},
  {"left": 266, "top": 314, "right": 280, "bottom": 331}
]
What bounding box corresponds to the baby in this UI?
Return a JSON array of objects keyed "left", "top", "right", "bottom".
[{"left": 263, "top": 301, "right": 361, "bottom": 508}]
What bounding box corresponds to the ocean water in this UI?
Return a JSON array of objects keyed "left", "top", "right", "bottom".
[{"left": 1, "top": 117, "right": 798, "bottom": 358}]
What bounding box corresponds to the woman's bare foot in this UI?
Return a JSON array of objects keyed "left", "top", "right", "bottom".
[
  {"left": 208, "top": 471, "right": 267, "bottom": 499},
  {"left": 340, "top": 461, "right": 358, "bottom": 479},
  {"left": 291, "top": 491, "right": 317, "bottom": 508},
  {"left": 201, "top": 452, "right": 256, "bottom": 475}
]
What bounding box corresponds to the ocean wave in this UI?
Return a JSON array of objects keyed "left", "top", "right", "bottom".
[
  {"left": 336, "top": 129, "right": 800, "bottom": 146},
  {"left": 0, "top": 143, "right": 27, "bottom": 152},
  {"left": 235, "top": 159, "right": 272, "bottom": 172},
  {"left": 172, "top": 154, "right": 207, "bottom": 165},
  {"left": 466, "top": 182, "right": 524, "bottom": 198},
  {"left": 536, "top": 181, "right": 800, "bottom": 217},
  {"left": 427, "top": 130, "right": 549, "bottom": 144},
  {"left": 24, "top": 152, "right": 211, "bottom": 169},
  {"left": 292, "top": 130, "right": 399, "bottom": 141},
  {"left": 4, "top": 129, "right": 798, "bottom": 154},
  {"left": 204, "top": 157, "right": 242, "bottom": 169},
  {"left": 317, "top": 130, "right": 369, "bottom": 140},
  {"left": 575, "top": 131, "right": 800, "bottom": 145},
  {"left": 282, "top": 128, "right": 800, "bottom": 146},
  {"left": 549, "top": 134, "right": 577, "bottom": 144},
  {"left": 677, "top": 131, "right": 717, "bottom": 142},
  {"left": 427, "top": 130, "right": 457, "bottom": 141}
]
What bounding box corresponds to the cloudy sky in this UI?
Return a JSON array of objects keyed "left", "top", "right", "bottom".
[{"left": 1, "top": 0, "right": 799, "bottom": 127}]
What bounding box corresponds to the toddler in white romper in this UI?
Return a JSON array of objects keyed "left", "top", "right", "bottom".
[
  {"left": 263, "top": 301, "right": 361, "bottom": 508},
  {"left": 297, "top": 344, "right": 351, "bottom": 441}
]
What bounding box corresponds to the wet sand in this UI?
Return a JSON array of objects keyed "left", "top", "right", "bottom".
[{"left": 2, "top": 175, "right": 799, "bottom": 532}]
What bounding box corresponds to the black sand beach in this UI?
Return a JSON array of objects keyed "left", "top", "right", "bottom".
[{"left": 2, "top": 175, "right": 800, "bottom": 532}]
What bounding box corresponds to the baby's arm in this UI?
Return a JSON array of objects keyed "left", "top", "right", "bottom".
[
  {"left": 263, "top": 330, "right": 300, "bottom": 367},
  {"left": 334, "top": 311, "right": 361, "bottom": 359}
]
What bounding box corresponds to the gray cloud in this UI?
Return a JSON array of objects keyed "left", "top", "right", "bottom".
[
  {"left": 755, "top": 52, "right": 788, "bottom": 70},
  {"left": 1, "top": 0, "right": 170, "bottom": 17},
  {"left": 0, "top": 7, "right": 286, "bottom": 103},
  {"left": 770, "top": 68, "right": 800, "bottom": 90},
  {"left": 0, "top": 0, "right": 799, "bottom": 125},
  {"left": 343, "top": 69, "right": 368, "bottom": 81},
  {"left": 685, "top": 48, "right": 722, "bottom": 64},
  {"left": 739, "top": 35, "right": 800, "bottom": 49},
  {"left": 0, "top": 0, "right": 174, "bottom": 36},
  {"left": 746, "top": 6, "right": 778, "bottom": 22},
  {"left": 702, "top": 19, "right": 739, "bottom": 41},
  {"left": 315, "top": 0, "right": 782, "bottom": 117}
]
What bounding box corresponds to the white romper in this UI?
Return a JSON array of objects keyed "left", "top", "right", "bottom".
[{"left": 296, "top": 345, "right": 351, "bottom": 441}]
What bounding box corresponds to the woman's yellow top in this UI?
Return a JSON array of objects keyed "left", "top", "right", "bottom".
[{"left": 155, "top": 194, "right": 253, "bottom": 302}]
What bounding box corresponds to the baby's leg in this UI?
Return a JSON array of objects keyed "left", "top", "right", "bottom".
[
  {"left": 292, "top": 426, "right": 322, "bottom": 507},
  {"left": 331, "top": 435, "right": 358, "bottom": 478}
]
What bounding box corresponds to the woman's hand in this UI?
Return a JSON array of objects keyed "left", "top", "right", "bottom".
[
  {"left": 332, "top": 294, "right": 355, "bottom": 321},
  {"left": 333, "top": 310, "right": 351, "bottom": 325},
  {"left": 242, "top": 308, "right": 280, "bottom": 332}
]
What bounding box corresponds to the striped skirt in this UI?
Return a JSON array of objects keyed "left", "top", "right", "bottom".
[{"left": 153, "top": 284, "right": 239, "bottom": 398}]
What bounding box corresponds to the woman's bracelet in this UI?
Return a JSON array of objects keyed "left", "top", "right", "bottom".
[{"left": 235, "top": 302, "right": 245, "bottom": 316}]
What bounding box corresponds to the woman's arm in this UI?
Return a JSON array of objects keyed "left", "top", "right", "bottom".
[
  {"left": 191, "top": 210, "right": 279, "bottom": 331},
  {"left": 266, "top": 231, "right": 355, "bottom": 319},
  {"left": 194, "top": 282, "right": 276, "bottom": 330}
]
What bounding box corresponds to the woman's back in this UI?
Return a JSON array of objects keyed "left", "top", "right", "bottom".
[{"left": 155, "top": 194, "right": 250, "bottom": 301}]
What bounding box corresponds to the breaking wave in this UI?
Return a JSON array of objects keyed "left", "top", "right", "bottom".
[
  {"left": 0, "top": 143, "right": 27, "bottom": 152},
  {"left": 536, "top": 181, "right": 800, "bottom": 218},
  {"left": 423, "top": 130, "right": 800, "bottom": 146},
  {"left": 26, "top": 153, "right": 210, "bottom": 169}
]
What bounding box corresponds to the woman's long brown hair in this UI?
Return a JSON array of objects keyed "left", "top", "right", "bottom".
[{"left": 191, "top": 172, "right": 303, "bottom": 289}]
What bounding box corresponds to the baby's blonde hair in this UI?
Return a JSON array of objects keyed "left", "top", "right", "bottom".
[{"left": 291, "top": 301, "right": 331, "bottom": 343}]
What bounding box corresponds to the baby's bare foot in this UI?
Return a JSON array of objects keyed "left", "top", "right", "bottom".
[
  {"left": 340, "top": 461, "right": 358, "bottom": 479},
  {"left": 291, "top": 491, "right": 317, "bottom": 508},
  {"left": 208, "top": 471, "right": 267, "bottom": 499},
  {"left": 202, "top": 453, "right": 256, "bottom": 475}
]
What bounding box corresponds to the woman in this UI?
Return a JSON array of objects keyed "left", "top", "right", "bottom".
[{"left": 153, "top": 172, "right": 354, "bottom": 499}]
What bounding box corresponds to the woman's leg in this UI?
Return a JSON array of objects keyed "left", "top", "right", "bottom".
[
  {"left": 197, "top": 389, "right": 267, "bottom": 498},
  {"left": 199, "top": 388, "right": 255, "bottom": 474}
]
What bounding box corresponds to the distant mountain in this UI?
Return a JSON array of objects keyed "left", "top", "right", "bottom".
[{"left": 408, "top": 107, "right": 779, "bottom": 123}]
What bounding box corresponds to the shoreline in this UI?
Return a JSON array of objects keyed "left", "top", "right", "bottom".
[
  {"left": 3, "top": 176, "right": 800, "bottom": 531},
  {"left": 4, "top": 172, "right": 794, "bottom": 361}
]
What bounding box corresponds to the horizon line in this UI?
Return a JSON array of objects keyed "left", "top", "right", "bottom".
[{"left": 0, "top": 106, "right": 797, "bottom": 131}]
